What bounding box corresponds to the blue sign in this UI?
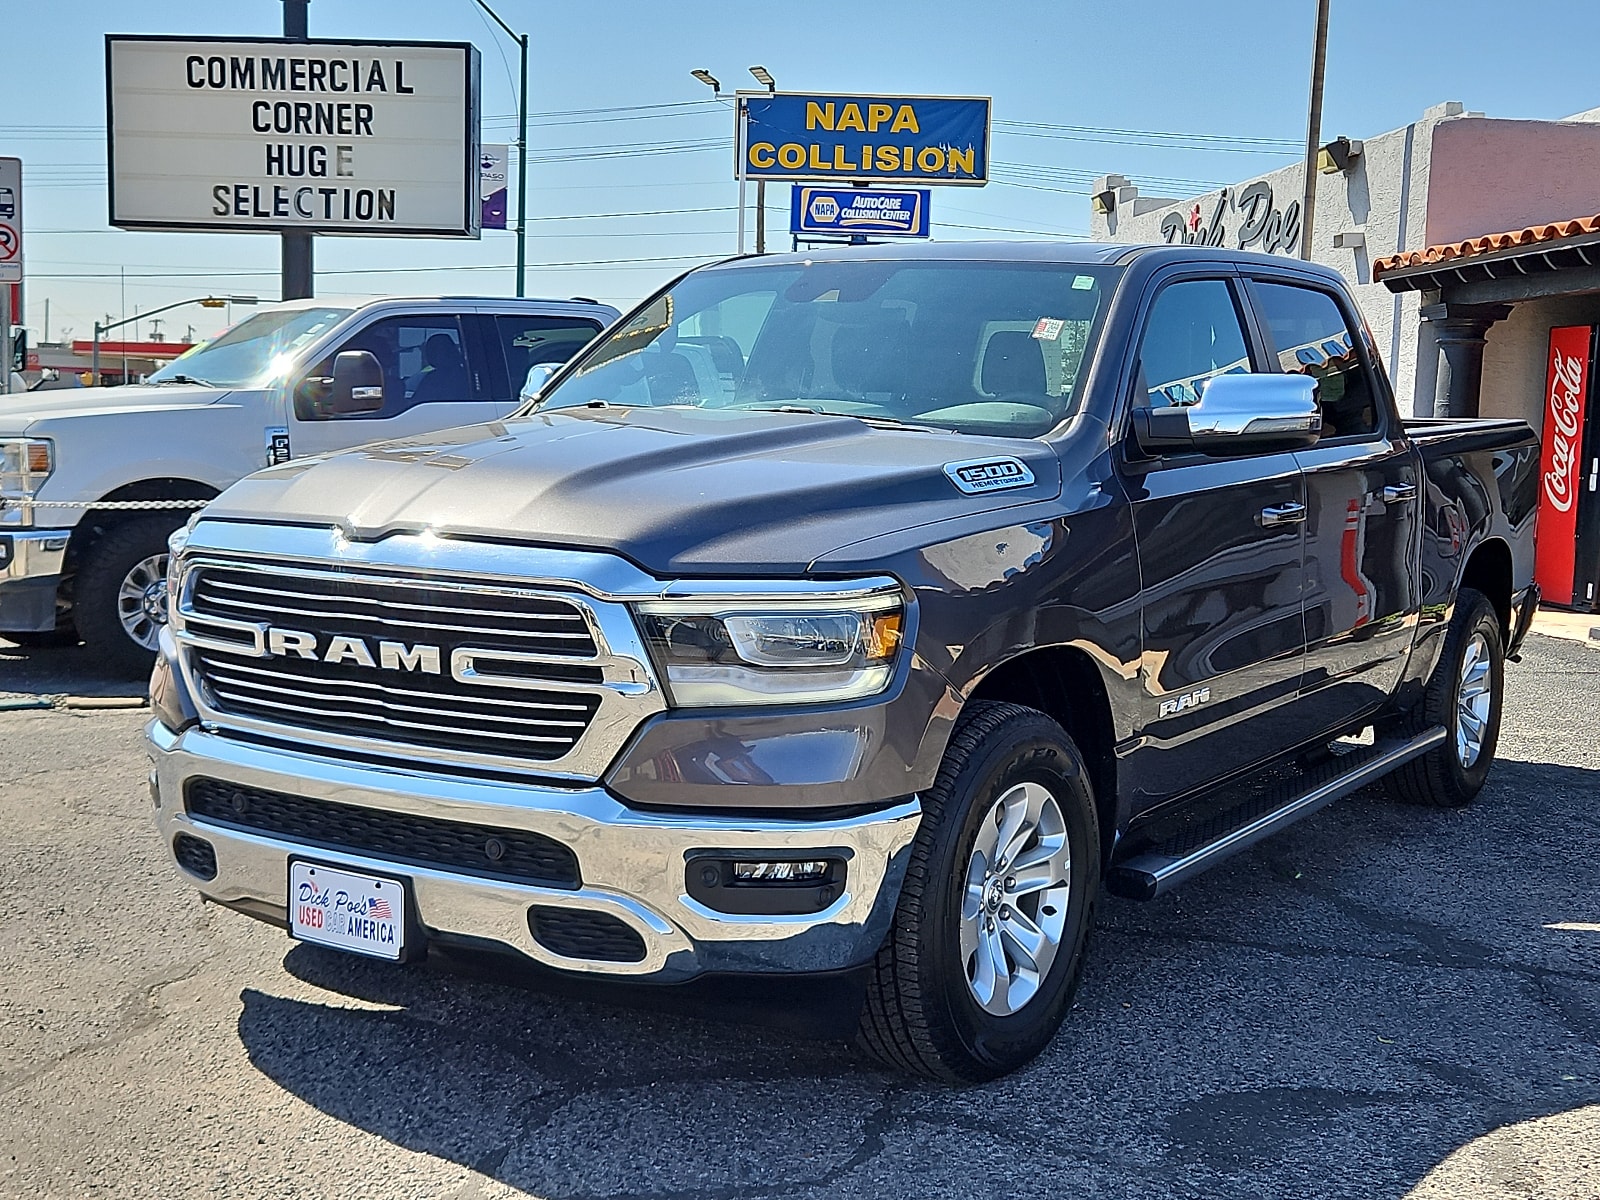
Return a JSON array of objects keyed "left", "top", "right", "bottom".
[
  {"left": 742, "top": 93, "right": 989, "bottom": 185},
  {"left": 791, "top": 187, "right": 931, "bottom": 238}
]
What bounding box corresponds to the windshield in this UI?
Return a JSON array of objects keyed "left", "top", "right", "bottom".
[
  {"left": 534, "top": 259, "right": 1118, "bottom": 438},
  {"left": 146, "top": 306, "right": 352, "bottom": 387}
]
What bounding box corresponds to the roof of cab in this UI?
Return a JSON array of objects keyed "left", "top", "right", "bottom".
[{"left": 699, "top": 240, "right": 1347, "bottom": 284}]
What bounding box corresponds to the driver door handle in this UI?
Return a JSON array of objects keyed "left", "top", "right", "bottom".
[
  {"left": 1257, "top": 501, "right": 1307, "bottom": 527},
  {"left": 1382, "top": 483, "right": 1418, "bottom": 504}
]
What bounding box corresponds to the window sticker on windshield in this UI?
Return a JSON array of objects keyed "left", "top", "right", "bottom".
[
  {"left": 1072, "top": 275, "right": 1096, "bottom": 291},
  {"left": 1031, "top": 318, "right": 1065, "bottom": 341}
]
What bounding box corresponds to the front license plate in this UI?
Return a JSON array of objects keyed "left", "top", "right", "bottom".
[{"left": 288, "top": 861, "right": 405, "bottom": 961}]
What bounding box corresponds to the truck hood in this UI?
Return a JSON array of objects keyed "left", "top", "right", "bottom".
[
  {"left": 208, "top": 406, "right": 1065, "bottom": 574},
  {"left": 0, "top": 383, "right": 230, "bottom": 433}
]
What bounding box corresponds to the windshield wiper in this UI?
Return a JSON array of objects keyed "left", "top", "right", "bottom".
[
  {"left": 747, "top": 405, "right": 952, "bottom": 433},
  {"left": 154, "top": 373, "right": 214, "bottom": 386}
]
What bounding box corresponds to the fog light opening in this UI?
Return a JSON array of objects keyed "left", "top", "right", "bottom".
[
  {"left": 687, "top": 854, "right": 848, "bottom": 916},
  {"left": 730, "top": 859, "right": 829, "bottom": 884}
]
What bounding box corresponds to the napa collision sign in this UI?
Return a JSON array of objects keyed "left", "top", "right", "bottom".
[
  {"left": 105, "top": 35, "right": 481, "bottom": 236},
  {"left": 741, "top": 93, "right": 989, "bottom": 185}
]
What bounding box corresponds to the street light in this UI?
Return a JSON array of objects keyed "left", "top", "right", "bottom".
[
  {"left": 473, "top": 0, "right": 530, "bottom": 297},
  {"left": 748, "top": 67, "right": 776, "bottom": 254},
  {"left": 92, "top": 295, "right": 258, "bottom": 386},
  {"left": 690, "top": 69, "right": 721, "bottom": 92}
]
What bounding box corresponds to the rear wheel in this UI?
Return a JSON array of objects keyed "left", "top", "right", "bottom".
[
  {"left": 856, "top": 701, "right": 1100, "bottom": 1082},
  {"left": 1383, "top": 587, "right": 1504, "bottom": 808},
  {"left": 74, "top": 515, "right": 183, "bottom": 678}
]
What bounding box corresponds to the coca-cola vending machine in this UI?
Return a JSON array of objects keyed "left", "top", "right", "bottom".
[{"left": 1536, "top": 325, "right": 1600, "bottom": 610}]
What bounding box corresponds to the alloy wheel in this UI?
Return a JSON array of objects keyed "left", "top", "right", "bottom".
[
  {"left": 1455, "top": 631, "right": 1493, "bottom": 769},
  {"left": 959, "top": 780, "right": 1073, "bottom": 1016},
  {"left": 116, "top": 552, "right": 171, "bottom": 651}
]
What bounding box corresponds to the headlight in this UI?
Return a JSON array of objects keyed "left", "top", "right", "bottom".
[
  {"left": 634, "top": 588, "right": 905, "bottom": 706},
  {"left": 0, "top": 439, "right": 54, "bottom": 525}
]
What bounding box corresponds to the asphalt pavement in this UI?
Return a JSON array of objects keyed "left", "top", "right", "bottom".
[{"left": 1, "top": 633, "right": 1597, "bottom": 1200}]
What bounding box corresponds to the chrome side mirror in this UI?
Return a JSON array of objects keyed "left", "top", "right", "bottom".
[
  {"left": 1131, "top": 373, "right": 1321, "bottom": 454},
  {"left": 520, "top": 362, "right": 559, "bottom": 403}
]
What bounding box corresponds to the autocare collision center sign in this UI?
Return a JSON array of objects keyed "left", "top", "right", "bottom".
[
  {"left": 742, "top": 93, "right": 989, "bottom": 185},
  {"left": 106, "top": 36, "right": 481, "bottom": 236}
]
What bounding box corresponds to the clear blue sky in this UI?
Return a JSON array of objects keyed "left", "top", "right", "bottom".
[{"left": 8, "top": 0, "right": 1600, "bottom": 344}]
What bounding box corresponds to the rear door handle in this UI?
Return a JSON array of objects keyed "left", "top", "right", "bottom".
[
  {"left": 1382, "top": 483, "right": 1418, "bottom": 504},
  {"left": 1257, "top": 502, "right": 1307, "bottom": 527}
]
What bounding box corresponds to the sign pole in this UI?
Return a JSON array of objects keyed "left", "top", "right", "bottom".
[
  {"left": 515, "top": 33, "right": 528, "bottom": 296},
  {"left": 1, "top": 287, "right": 11, "bottom": 395},
  {"left": 735, "top": 97, "right": 748, "bottom": 255},
  {"left": 280, "top": 0, "right": 314, "bottom": 299}
]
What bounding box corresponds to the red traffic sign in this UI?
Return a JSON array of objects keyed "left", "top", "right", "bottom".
[{"left": 0, "top": 223, "right": 17, "bottom": 261}]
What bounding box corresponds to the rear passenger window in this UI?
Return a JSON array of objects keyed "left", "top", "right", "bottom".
[
  {"left": 493, "top": 315, "right": 603, "bottom": 402},
  {"left": 1252, "top": 283, "right": 1378, "bottom": 438},
  {"left": 1136, "top": 279, "right": 1253, "bottom": 409}
]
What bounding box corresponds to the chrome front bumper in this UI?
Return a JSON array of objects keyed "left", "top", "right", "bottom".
[
  {"left": 0, "top": 528, "right": 70, "bottom": 632},
  {"left": 148, "top": 721, "right": 921, "bottom": 981}
]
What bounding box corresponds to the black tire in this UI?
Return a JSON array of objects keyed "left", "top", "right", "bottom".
[
  {"left": 856, "top": 701, "right": 1101, "bottom": 1083},
  {"left": 74, "top": 514, "right": 183, "bottom": 679},
  {"left": 1382, "top": 587, "right": 1504, "bottom": 808}
]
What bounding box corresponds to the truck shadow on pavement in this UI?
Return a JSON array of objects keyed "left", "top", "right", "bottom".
[
  {"left": 235, "top": 757, "right": 1600, "bottom": 1200},
  {"left": 0, "top": 638, "right": 147, "bottom": 700}
]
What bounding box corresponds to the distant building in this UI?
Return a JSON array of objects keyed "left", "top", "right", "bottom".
[{"left": 1090, "top": 100, "right": 1600, "bottom": 431}]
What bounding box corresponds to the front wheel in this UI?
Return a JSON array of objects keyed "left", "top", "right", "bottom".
[
  {"left": 1383, "top": 587, "right": 1504, "bottom": 808},
  {"left": 75, "top": 515, "right": 183, "bottom": 678},
  {"left": 856, "top": 701, "right": 1100, "bottom": 1082}
]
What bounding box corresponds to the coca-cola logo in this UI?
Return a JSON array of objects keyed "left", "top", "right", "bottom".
[{"left": 1545, "top": 350, "right": 1584, "bottom": 513}]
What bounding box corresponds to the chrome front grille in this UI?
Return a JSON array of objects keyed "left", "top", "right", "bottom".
[{"left": 173, "top": 556, "right": 662, "bottom": 778}]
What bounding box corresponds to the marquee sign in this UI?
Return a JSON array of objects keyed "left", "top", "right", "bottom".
[{"left": 106, "top": 35, "right": 481, "bottom": 237}]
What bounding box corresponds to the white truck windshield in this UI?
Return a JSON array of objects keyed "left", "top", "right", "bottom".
[
  {"left": 536, "top": 259, "right": 1117, "bottom": 438},
  {"left": 146, "top": 307, "right": 351, "bottom": 388}
]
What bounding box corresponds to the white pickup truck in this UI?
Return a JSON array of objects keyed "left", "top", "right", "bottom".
[{"left": 0, "top": 295, "right": 617, "bottom": 673}]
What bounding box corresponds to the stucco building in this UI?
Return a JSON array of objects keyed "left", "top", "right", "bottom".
[{"left": 1089, "top": 100, "right": 1600, "bottom": 430}]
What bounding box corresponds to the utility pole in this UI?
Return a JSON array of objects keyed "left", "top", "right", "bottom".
[
  {"left": 281, "top": 0, "right": 314, "bottom": 298},
  {"left": 1299, "top": 0, "right": 1331, "bottom": 261}
]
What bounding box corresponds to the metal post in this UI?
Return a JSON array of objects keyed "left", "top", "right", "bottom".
[
  {"left": 91, "top": 320, "right": 100, "bottom": 387},
  {"left": 281, "top": 0, "right": 314, "bottom": 299},
  {"left": 755, "top": 180, "right": 766, "bottom": 254},
  {"left": 1299, "top": 0, "right": 1331, "bottom": 261},
  {"left": 516, "top": 34, "right": 528, "bottom": 297},
  {"left": 1, "top": 287, "right": 12, "bottom": 395},
  {"left": 736, "top": 97, "right": 748, "bottom": 254}
]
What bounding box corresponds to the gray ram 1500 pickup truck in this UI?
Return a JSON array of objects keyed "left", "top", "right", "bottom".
[{"left": 147, "top": 243, "right": 1539, "bottom": 1081}]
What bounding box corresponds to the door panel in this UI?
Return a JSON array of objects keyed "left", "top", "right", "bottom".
[
  {"left": 1247, "top": 278, "right": 1421, "bottom": 734},
  {"left": 1121, "top": 275, "right": 1310, "bottom": 807},
  {"left": 1127, "top": 454, "right": 1308, "bottom": 805},
  {"left": 291, "top": 313, "right": 506, "bottom": 457}
]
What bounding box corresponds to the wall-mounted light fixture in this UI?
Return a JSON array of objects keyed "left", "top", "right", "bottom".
[
  {"left": 1091, "top": 189, "right": 1117, "bottom": 215},
  {"left": 1318, "top": 136, "right": 1362, "bottom": 174}
]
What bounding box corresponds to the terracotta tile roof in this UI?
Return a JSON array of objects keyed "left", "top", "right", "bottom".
[{"left": 1373, "top": 213, "right": 1600, "bottom": 279}]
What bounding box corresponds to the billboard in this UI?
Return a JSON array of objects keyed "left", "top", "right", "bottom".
[
  {"left": 105, "top": 35, "right": 481, "bottom": 237},
  {"left": 742, "top": 92, "right": 989, "bottom": 185},
  {"left": 791, "top": 186, "right": 930, "bottom": 238}
]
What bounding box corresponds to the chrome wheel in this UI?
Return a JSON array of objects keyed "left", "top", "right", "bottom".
[
  {"left": 960, "top": 780, "right": 1072, "bottom": 1017},
  {"left": 1455, "top": 631, "right": 1493, "bottom": 768},
  {"left": 116, "top": 552, "right": 170, "bottom": 651}
]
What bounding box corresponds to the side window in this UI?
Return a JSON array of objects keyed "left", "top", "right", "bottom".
[
  {"left": 1136, "top": 279, "right": 1253, "bottom": 409},
  {"left": 493, "top": 315, "right": 603, "bottom": 402},
  {"left": 301, "top": 315, "right": 481, "bottom": 418},
  {"left": 1252, "top": 282, "right": 1378, "bottom": 438}
]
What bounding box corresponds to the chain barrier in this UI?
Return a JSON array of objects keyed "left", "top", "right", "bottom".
[{"left": 6, "top": 499, "right": 212, "bottom": 512}]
